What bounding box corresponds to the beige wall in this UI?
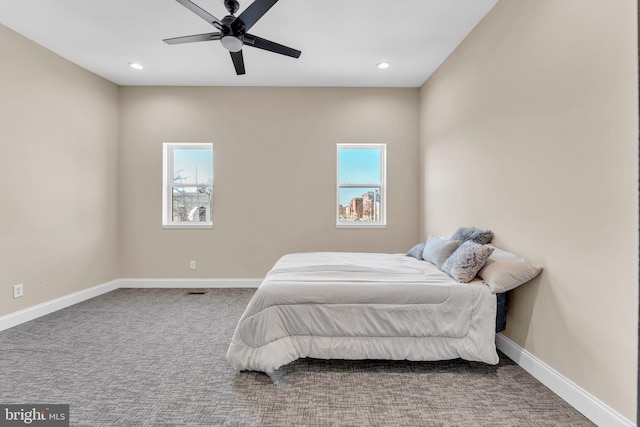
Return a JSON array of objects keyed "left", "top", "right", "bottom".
[
  {"left": 119, "top": 87, "right": 420, "bottom": 278},
  {"left": 419, "top": 0, "right": 638, "bottom": 421},
  {"left": 2, "top": 2, "right": 637, "bottom": 420},
  {"left": 0, "top": 25, "right": 120, "bottom": 317}
]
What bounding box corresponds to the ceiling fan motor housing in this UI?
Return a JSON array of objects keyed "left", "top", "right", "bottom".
[{"left": 220, "top": 15, "right": 244, "bottom": 52}]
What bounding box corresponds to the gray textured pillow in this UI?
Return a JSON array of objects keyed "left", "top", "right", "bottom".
[
  {"left": 422, "top": 236, "right": 461, "bottom": 268},
  {"left": 441, "top": 241, "right": 495, "bottom": 283},
  {"left": 451, "top": 227, "right": 494, "bottom": 245},
  {"left": 406, "top": 243, "right": 426, "bottom": 260}
]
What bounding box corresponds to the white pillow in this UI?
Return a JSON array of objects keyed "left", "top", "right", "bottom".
[
  {"left": 478, "top": 246, "right": 542, "bottom": 293},
  {"left": 422, "top": 236, "right": 460, "bottom": 268}
]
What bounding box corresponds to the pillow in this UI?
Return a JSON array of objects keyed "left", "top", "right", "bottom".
[
  {"left": 406, "top": 243, "right": 426, "bottom": 260},
  {"left": 441, "top": 241, "right": 494, "bottom": 283},
  {"left": 422, "top": 236, "right": 461, "bottom": 268},
  {"left": 479, "top": 246, "right": 543, "bottom": 293},
  {"left": 451, "top": 227, "right": 494, "bottom": 245}
]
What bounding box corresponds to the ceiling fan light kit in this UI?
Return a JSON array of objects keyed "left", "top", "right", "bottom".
[
  {"left": 221, "top": 36, "right": 243, "bottom": 52},
  {"left": 163, "top": 0, "right": 301, "bottom": 75}
]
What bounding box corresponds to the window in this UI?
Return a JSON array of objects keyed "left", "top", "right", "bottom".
[
  {"left": 336, "top": 144, "right": 386, "bottom": 228},
  {"left": 162, "top": 143, "right": 213, "bottom": 228}
]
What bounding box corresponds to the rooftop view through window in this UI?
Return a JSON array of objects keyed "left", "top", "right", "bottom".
[{"left": 337, "top": 145, "right": 385, "bottom": 225}]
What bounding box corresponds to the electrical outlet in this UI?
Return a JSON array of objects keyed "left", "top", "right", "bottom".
[
  {"left": 13, "top": 284, "right": 23, "bottom": 299},
  {"left": 189, "top": 260, "right": 196, "bottom": 270}
]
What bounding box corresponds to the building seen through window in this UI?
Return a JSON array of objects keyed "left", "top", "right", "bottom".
[{"left": 337, "top": 144, "right": 386, "bottom": 227}]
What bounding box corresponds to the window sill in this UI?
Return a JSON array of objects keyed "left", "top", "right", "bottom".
[
  {"left": 336, "top": 223, "right": 386, "bottom": 229},
  {"left": 162, "top": 222, "right": 212, "bottom": 229}
]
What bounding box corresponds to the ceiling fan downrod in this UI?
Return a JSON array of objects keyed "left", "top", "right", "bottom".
[{"left": 223, "top": 0, "right": 240, "bottom": 15}]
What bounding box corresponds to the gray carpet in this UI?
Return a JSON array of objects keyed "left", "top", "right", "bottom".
[{"left": 0, "top": 288, "right": 594, "bottom": 426}]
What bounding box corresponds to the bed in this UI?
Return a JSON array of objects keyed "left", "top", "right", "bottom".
[{"left": 226, "top": 251, "right": 502, "bottom": 373}]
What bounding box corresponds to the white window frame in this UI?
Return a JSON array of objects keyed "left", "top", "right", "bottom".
[
  {"left": 336, "top": 143, "right": 387, "bottom": 229},
  {"left": 162, "top": 142, "right": 213, "bottom": 229}
]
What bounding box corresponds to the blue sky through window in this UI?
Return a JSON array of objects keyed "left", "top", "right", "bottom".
[
  {"left": 338, "top": 148, "right": 381, "bottom": 206},
  {"left": 173, "top": 148, "right": 213, "bottom": 185}
]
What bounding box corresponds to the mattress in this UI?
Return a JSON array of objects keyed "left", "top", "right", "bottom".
[{"left": 227, "top": 252, "right": 499, "bottom": 373}]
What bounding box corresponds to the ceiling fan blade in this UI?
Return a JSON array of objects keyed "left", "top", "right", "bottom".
[
  {"left": 230, "top": 51, "right": 246, "bottom": 75},
  {"left": 175, "top": 0, "right": 223, "bottom": 29},
  {"left": 163, "top": 32, "right": 221, "bottom": 45},
  {"left": 244, "top": 34, "right": 301, "bottom": 58},
  {"left": 237, "top": 0, "right": 278, "bottom": 32}
]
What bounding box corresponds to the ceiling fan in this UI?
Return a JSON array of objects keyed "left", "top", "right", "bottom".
[{"left": 163, "top": 0, "right": 301, "bottom": 75}]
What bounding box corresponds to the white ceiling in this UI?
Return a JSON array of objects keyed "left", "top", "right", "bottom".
[{"left": 0, "top": 0, "right": 498, "bottom": 87}]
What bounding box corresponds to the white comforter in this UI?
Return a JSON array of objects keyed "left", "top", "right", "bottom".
[{"left": 226, "top": 252, "right": 498, "bottom": 373}]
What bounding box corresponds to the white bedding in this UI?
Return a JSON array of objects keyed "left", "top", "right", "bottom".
[{"left": 226, "top": 252, "right": 499, "bottom": 373}]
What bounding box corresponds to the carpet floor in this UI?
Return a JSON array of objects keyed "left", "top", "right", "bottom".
[{"left": 0, "top": 288, "right": 594, "bottom": 426}]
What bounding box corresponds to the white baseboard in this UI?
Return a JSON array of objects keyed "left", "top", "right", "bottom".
[
  {"left": 0, "top": 278, "right": 260, "bottom": 332},
  {"left": 0, "top": 279, "right": 120, "bottom": 332},
  {"left": 496, "top": 333, "right": 635, "bottom": 427},
  {"left": 118, "top": 278, "right": 262, "bottom": 288}
]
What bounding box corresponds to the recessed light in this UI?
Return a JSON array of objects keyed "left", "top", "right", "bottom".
[
  {"left": 129, "top": 62, "right": 144, "bottom": 70},
  {"left": 377, "top": 62, "right": 390, "bottom": 69}
]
